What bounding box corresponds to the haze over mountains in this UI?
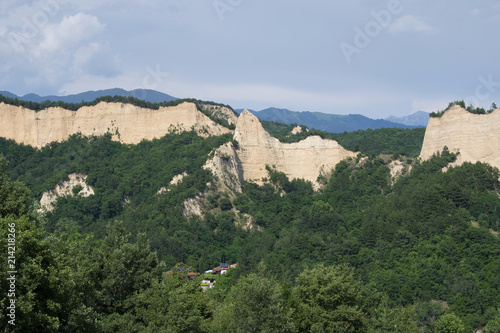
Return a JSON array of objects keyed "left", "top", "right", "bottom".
[
  {"left": 1, "top": 89, "right": 428, "bottom": 132},
  {"left": 237, "top": 107, "right": 428, "bottom": 133}
]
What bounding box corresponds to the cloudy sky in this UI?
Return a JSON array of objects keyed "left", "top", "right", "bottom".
[{"left": 1, "top": 0, "right": 499, "bottom": 118}]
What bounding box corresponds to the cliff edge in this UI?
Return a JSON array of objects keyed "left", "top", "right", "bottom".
[
  {"left": 420, "top": 105, "right": 500, "bottom": 168},
  {"left": 0, "top": 101, "right": 231, "bottom": 147},
  {"left": 234, "top": 110, "right": 357, "bottom": 188}
]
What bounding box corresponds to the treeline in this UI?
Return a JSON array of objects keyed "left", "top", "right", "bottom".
[
  {"left": 0, "top": 93, "right": 234, "bottom": 113},
  {"left": 430, "top": 100, "right": 498, "bottom": 118},
  {"left": 261, "top": 120, "right": 426, "bottom": 157}
]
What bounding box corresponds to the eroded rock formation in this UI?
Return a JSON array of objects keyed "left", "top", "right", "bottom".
[
  {"left": 234, "top": 110, "right": 357, "bottom": 188},
  {"left": 420, "top": 105, "right": 500, "bottom": 169},
  {"left": 204, "top": 142, "right": 243, "bottom": 192},
  {"left": 39, "top": 174, "right": 94, "bottom": 212},
  {"left": 0, "top": 101, "right": 231, "bottom": 148}
]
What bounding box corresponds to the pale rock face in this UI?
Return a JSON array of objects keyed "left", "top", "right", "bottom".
[
  {"left": 420, "top": 106, "right": 500, "bottom": 169},
  {"left": 182, "top": 193, "right": 204, "bottom": 217},
  {"left": 40, "top": 174, "right": 94, "bottom": 212},
  {"left": 234, "top": 110, "right": 357, "bottom": 188},
  {"left": 388, "top": 160, "right": 412, "bottom": 185},
  {"left": 0, "top": 101, "right": 231, "bottom": 148},
  {"left": 291, "top": 126, "right": 303, "bottom": 135},
  {"left": 203, "top": 142, "right": 243, "bottom": 193},
  {"left": 157, "top": 172, "right": 188, "bottom": 194}
]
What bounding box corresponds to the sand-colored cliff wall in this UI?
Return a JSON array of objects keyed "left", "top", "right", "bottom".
[
  {"left": 0, "top": 101, "right": 231, "bottom": 148},
  {"left": 420, "top": 105, "right": 500, "bottom": 169},
  {"left": 234, "top": 110, "right": 357, "bottom": 188}
]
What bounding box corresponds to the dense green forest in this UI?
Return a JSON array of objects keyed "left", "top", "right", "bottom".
[
  {"left": 261, "top": 120, "right": 426, "bottom": 157},
  {"left": 0, "top": 98, "right": 500, "bottom": 331}
]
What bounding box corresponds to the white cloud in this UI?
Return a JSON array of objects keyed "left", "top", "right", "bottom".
[
  {"left": 389, "top": 15, "right": 434, "bottom": 34},
  {"left": 36, "top": 12, "right": 105, "bottom": 55},
  {"left": 72, "top": 42, "right": 119, "bottom": 77}
]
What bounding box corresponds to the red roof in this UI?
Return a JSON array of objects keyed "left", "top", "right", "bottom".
[{"left": 211, "top": 263, "right": 238, "bottom": 274}]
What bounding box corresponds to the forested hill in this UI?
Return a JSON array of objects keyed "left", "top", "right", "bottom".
[
  {"left": 237, "top": 107, "right": 422, "bottom": 132},
  {"left": 0, "top": 98, "right": 499, "bottom": 332}
]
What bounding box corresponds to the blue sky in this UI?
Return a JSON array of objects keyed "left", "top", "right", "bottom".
[{"left": 1, "top": 0, "right": 499, "bottom": 118}]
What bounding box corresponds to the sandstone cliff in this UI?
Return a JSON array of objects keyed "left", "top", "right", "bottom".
[
  {"left": 234, "top": 110, "right": 357, "bottom": 188},
  {"left": 420, "top": 105, "right": 500, "bottom": 169},
  {"left": 40, "top": 174, "right": 94, "bottom": 212},
  {"left": 204, "top": 142, "right": 243, "bottom": 192},
  {"left": 0, "top": 101, "right": 231, "bottom": 148}
]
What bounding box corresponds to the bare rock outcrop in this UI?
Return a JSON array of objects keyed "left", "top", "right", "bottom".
[
  {"left": 420, "top": 106, "right": 500, "bottom": 169},
  {"left": 388, "top": 160, "right": 412, "bottom": 185},
  {"left": 0, "top": 101, "right": 231, "bottom": 148},
  {"left": 204, "top": 142, "right": 243, "bottom": 193},
  {"left": 291, "top": 126, "right": 303, "bottom": 135},
  {"left": 234, "top": 110, "right": 357, "bottom": 188},
  {"left": 157, "top": 172, "right": 189, "bottom": 194},
  {"left": 182, "top": 193, "right": 204, "bottom": 217},
  {"left": 39, "top": 173, "right": 94, "bottom": 212}
]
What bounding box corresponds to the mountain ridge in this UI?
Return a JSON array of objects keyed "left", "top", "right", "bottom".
[
  {"left": 236, "top": 107, "right": 423, "bottom": 133},
  {"left": 0, "top": 88, "right": 177, "bottom": 104},
  {"left": 385, "top": 110, "right": 429, "bottom": 127}
]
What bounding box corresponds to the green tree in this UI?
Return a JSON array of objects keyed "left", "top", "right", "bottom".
[
  {"left": 292, "top": 264, "right": 371, "bottom": 333},
  {"left": 435, "top": 313, "right": 465, "bottom": 333},
  {"left": 0, "top": 156, "right": 83, "bottom": 332},
  {"left": 93, "top": 221, "right": 166, "bottom": 329},
  {"left": 211, "top": 273, "right": 296, "bottom": 332},
  {"left": 393, "top": 305, "right": 420, "bottom": 333},
  {"left": 486, "top": 309, "right": 500, "bottom": 333},
  {"left": 133, "top": 271, "right": 211, "bottom": 332}
]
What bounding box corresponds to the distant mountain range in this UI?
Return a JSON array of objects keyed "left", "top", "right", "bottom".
[
  {"left": 0, "top": 88, "right": 177, "bottom": 104},
  {"left": 236, "top": 107, "right": 428, "bottom": 133},
  {"left": 0, "top": 89, "right": 428, "bottom": 132},
  {"left": 385, "top": 111, "right": 429, "bottom": 127}
]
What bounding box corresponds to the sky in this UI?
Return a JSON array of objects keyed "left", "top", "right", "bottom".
[{"left": 0, "top": 0, "right": 499, "bottom": 118}]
